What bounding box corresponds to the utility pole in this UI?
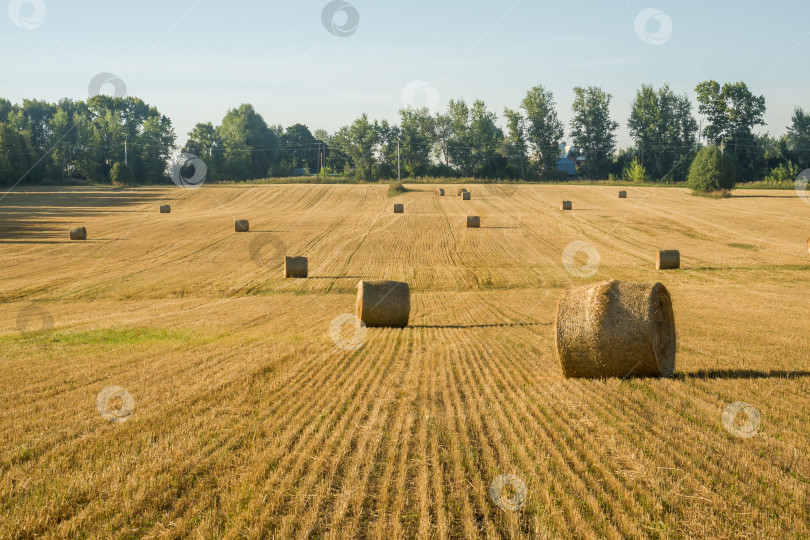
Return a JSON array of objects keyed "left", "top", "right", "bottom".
[
  {"left": 397, "top": 137, "right": 401, "bottom": 182},
  {"left": 124, "top": 135, "right": 128, "bottom": 166}
]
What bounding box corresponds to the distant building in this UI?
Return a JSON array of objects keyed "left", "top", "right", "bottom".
[
  {"left": 555, "top": 142, "right": 584, "bottom": 176},
  {"left": 556, "top": 156, "right": 577, "bottom": 176}
]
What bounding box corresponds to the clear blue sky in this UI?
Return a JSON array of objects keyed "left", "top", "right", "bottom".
[{"left": 2, "top": 0, "right": 808, "bottom": 148}]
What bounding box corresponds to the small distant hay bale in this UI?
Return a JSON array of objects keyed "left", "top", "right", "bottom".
[
  {"left": 618, "top": 191, "right": 627, "bottom": 199},
  {"left": 235, "top": 220, "right": 250, "bottom": 232},
  {"left": 554, "top": 280, "right": 677, "bottom": 378},
  {"left": 467, "top": 216, "right": 480, "bottom": 228},
  {"left": 462, "top": 192, "right": 471, "bottom": 200},
  {"left": 356, "top": 280, "right": 410, "bottom": 328},
  {"left": 160, "top": 205, "right": 171, "bottom": 213},
  {"left": 285, "top": 256, "right": 308, "bottom": 278},
  {"left": 807, "top": 237, "right": 810, "bottom": 255},
  {"left": 435, "top": 188, "right": 445, "bottom": 196},
  {"left": 561, "top": 201, "right": 572, "bottom": 210},
  {"left": 69, "top": 227, "right": 87, "bottom": 240},
  {"left": 393, "top": 204, "right": 404, "bottom": 214},
  {"left": 457, "top": 188, "right": 468, "bottom": 196},
  {"left": 656, "top": 250, "right": 680, "bottom": 270}
]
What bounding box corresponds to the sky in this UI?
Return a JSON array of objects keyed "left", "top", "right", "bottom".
[{"left": 2, "top": 0, "right": 809, "bottom": 149}]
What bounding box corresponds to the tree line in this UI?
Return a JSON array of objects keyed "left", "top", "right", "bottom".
[{"left": 1, "top": 81, "right": 808, "bottom": 187}]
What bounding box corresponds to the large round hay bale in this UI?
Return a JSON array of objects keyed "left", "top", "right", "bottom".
[
  {"left": 393, "top": 204, "right": 404, "bottom": 214},
  {"left": 561, "top": 201, "right": 572, "bottom": 210},
  {"left": 462, "top": 192, "right": 471, "bottom": 200},
  {"left": 435, "top": 188, "right": 445, "bottom": 196},
  {"left": 618, "top": 191, "right": 627, "bottom": 199},
  {"left": 160, "top": 205, "right": 171, "bottom": 213},
  {"left": 554, "top": 280, "right": 676, "bottom": 378},
  {"left": 285, "top": 256, "right": 308, "bottom": 278},
  {"left": 235, "top": 220, "right": 250, "bottom": 232},
  {"left": 356, "top": 280, "right": 410, "bottom": 328},
  {"left": 467, "top": 216, "right": 480, "bottom": 228},
  {"left": 457, "top": 188, "right": 468, "bottom": 196},
  {"left": 69, "top": 227, "right": 87, "bottom": 240},
  {"left": 656, "top": 250, "right": 680, "bottom": 270}
]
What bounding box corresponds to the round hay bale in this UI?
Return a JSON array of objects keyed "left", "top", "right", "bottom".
[
  {"left": 618, "top": 191, "right": 627, "bottom": 199},
  {"left": 160, "top": 205, "right": 171, "bottom": 213},
  {"left": 466, "top": 216, "right": 480, "bottom": 228},
  {"left": 561, "top": 201, "right": 572, "bottom": 210},
  {"left": 435, "top": 188, "right": 445, "bottom": 196},
  {"left": 235, "top": 220, "right": 250, "bottom": 233},
  {"left": 656, "top": 250, "right": 680, "bottom": 270},
  {"left": 356, "top": 280, "right": 410, "bottom": 328},
  {"left": 807, "top": 237, "right": 810, "bottom": 255},
  {"left": 393, "top": 204, "right": 404, "bottom": 214},
  {"left": 554, "top": 280, "right": 676, "bottom": 378},
  {"left": 462, "top": 192, "right": 471, "bottom": 200},
  {"left": 285, "top": 256, "right": 308, "bottom": 278},
  {"left": 457, "top": 188, "right": 468, "bottom": 196},
  {"left": 69, "top": 227, "right": 87, "bottom": 241}
]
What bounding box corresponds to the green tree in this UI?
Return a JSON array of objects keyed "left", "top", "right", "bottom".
[
  {"left": 787, "top": 107, "right": 810, "bottom": 168},
  {"left": 441, "top": 99, "right": 504, "bottom": 178},
  {"left": 72, "top": 110, "right": 101, "bottom": 181},
  {"left": 0, "top": 123, "right": 36, "bottom": 186},
  {"left": 335, "top": 114, "right": 378, "bottom": 181},
  {"left": 0, "top": 98, "right": 12, "bottom": 123},
  {"left": 468, "top": 100, "right": 504, "bottom": 178},
  {"left": 521, "top": 85, "right": 564, "bottom": 179},
  {"left": 445, "top": 99, "right": 474, "bottom": 176},
  {"left": 503, "top": 108, "right": 528, "bottom": 179},
  {"left": 375, "top": 119, "right": 401, "bottom": 179},
  {"left": 48, "top": 99, "right": 88, "bottom": 182},
  {"left": 569, "top": 86, "right": 618, "bottom": 178},
  {"left": 764, "top": 161, "right": 799, "bottom": 184},
  {"left": 695, "top": 81, "right": 765, "bottom": 180},
  {"left": 687, "top": 146, "right": 735, "bottom": 193},
  {"left": 138, "top": 115, "right": 175, "bottom": 183},
  {"left": 627, "top": 84, "right": 698, "bottom": 181},
  {"left": 217, "top": 104, "right": 279, "bottom": 181},
  {"left": 432, "top": 112, "right": 453, "bottom": 172},
  {"left": 6, "top": 99, "right": 56, "bottom": 181},
  {"left": 183, "top": 122, "right": 221, "bottom": 179},
  {"left": 94, "top": 109, "right": 127, "bottom": 181},
  {"left": 622, "top": 157, "right": 650, "bottom": 183},
  {"left": 280, "top": 123, "right": 320, "bottom": 174},
  {"left": 109, "top": 161, "right": 134, "bottom": 184},
  {"left": 398, "top": 107, "right": 435, "bottom": 177}
]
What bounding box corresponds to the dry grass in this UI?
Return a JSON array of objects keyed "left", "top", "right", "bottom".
[{"left": 0, "top": 184, "right": 809, "bottom": 538}]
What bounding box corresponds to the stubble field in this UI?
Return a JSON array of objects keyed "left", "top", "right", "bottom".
[{"left": 0, "top": 183, "right": 808, "bottom": 539}]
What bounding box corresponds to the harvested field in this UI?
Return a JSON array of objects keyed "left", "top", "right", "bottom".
[{"left": 0, "top": 184, "right": 808, "bottom": 538}]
